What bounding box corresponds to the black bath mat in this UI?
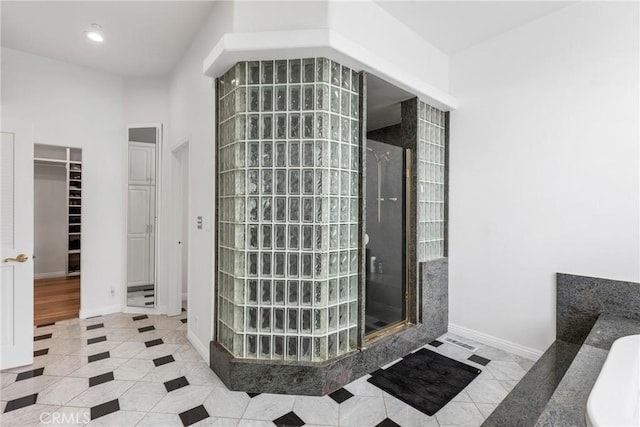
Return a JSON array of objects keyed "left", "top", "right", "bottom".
[{"left": 367, "top": 348, "right": 481, "bottom": 416}]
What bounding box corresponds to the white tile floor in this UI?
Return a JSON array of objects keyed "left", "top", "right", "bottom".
[{"left": 0, "top": 311, "right": 533, "bottom": 427}]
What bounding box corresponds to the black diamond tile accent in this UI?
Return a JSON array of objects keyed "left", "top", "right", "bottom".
[
  {"left": 90, "top": 399, "right": 119, "bottom": 420},
  {"left": 153, "top": 355, "right": 175, "bottom": 367},
  {"left": 373, "top": 320, "right": 388, "bottom": 327},
  {"left": 34, "top": 333, "right": 52, "bottom": 341},
  {"left": 132, "top": 315, "right": 148, "bottom": 321},
  {"left": 247, "top": 392, "right": 261, "bottom": 398},
  {"left": 468, "top": 354, "right": 491, "bottom": 366},
  {"left": 179, "top": 405, "right": 209, "bottom": 426},
  {"left": 181, "top": 307, "right": 186, "bottom": 312},
  {"left": 87, "top": 323, "right": 104, "bottom": 331},
  {"left": 429, "top": 339, "right": 444, "bottom": 348},
  {"left": 145, "top": 339, "right": 163, "bottom": 348},
  {"left": 180, "top": 318, "right": 187, "bottom": 324},
  {"left": 37, "top": 322, "right": 55, "bottom": 328},
  {"left": 145, "top": 301, "right": 154, "bottom": 306},
  {"left": 89, "top": 372, "right": 114, "bottom": 387},
  {"left": 3, "top": 393, "right": 38, "bottom": 413},
  {"left": 328, "top": 388, "right": 353, "bottom": 404},
  {"left": 88, "top": 352, "right": 110, "bottom": 363},
  {"left": 138, "top": 325, "right": 155, "bottom": 333},
  {"left": 34, "top": 348, "right": 49, "bottom": 357},
  {"left": 87, "top": 336, "right": 107, "bottom": 345},
  {"left": 376, "top": 418, "right": 401, "bottom": 427},
  {"left": 87, "top": 315, "right": 102, "bottom": 319},
  {"left": 164, "top": 376, "right": 189, "bottom": 392},
  {"left": 273, "top": 411, "right": 305, "bottom": 427},
  {"left": 16, "top": 367, "right": 45, "bottom": 381}
]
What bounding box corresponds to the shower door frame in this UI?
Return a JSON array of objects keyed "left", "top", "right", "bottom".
[{"left": 358, "top": 72, "right": 420, "bottom": 346}]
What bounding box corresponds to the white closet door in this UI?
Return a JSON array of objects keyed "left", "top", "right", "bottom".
[
  {"left": 128, "top": 142, "right": 154, "bottom": 185},
  {"left": 127, "top": 186, "right": 151, "bottom": 286},
  {"left": 148, "top": 187, "right": 156, "bottom": 285},
  {"left": 148, "top": 145, "right": 156, "bottom": 186}
]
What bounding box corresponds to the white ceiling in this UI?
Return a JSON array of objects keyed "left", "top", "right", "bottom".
[
  {"left": 376, "top": 1, "right": 574, "bottom": 55},
  {"left": 2, "top": 1, "right": 576, "bottom": 78},
  {"left": 1, "top": 1, "right": 215, "bottom": 77}
]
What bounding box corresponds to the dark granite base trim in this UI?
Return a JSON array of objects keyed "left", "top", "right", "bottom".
[{"left": 210, "top": 258, "right": 448, "bottom": 396}]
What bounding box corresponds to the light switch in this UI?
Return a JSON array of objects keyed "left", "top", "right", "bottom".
[{"left": 197, "top": 216, "right": 203, "bottom": 230}]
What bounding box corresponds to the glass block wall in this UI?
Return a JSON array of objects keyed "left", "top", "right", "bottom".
[
  {"left": 417, "top": 101, "right": 446, "bottom": 262},
  {"left": 217, "top": 58, "right": 360, "bottom": 362}
]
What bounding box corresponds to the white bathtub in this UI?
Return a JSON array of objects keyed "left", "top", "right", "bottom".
[{"left": 586, "top": 334, "right": 640, "bottom": 427}]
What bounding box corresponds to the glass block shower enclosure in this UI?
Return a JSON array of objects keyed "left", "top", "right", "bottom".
[{"left": 216, "top": 58, "right": 360, "bottom": 362}]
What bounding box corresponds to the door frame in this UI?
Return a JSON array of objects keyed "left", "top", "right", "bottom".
[
  {"left": 168, "top": 138, "right": 191, "bottom": 317},
  {"left": 123, "top": 123, "right": 163, "bottom": 314},
  {"left": 1, "top": 124, "right": 35, "bottom": 369}
]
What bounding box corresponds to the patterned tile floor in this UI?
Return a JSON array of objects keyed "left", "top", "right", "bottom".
[{"left": 0, "top": 312, "right": 534, "bottom": 426}]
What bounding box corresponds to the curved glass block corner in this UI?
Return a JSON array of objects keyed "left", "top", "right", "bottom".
[{"left": 217, "top": 58, "right": 360, "bottom": 361}]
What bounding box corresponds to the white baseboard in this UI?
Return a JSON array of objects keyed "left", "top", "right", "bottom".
[
  {"left": 188, "top": 329, "right": 210, "bottom": 363},
  {"left": 34, "top": 272, "right": 66, "bottom": 280},
  {"left": 79, "top": 304, "right": 122, "bottom": 319},
  {"left": 122, "top": 304, "right": 167, "bottom": 316},
  {"left": 448, "top": 323, "right": 543, "bottom": 361}
]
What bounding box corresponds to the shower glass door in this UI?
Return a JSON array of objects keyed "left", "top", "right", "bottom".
[{"left": 365, "top": 139, "right": 406, "bottom": 335}]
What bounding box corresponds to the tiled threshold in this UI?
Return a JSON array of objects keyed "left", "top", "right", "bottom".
[{"left": 482, "top": 314, "right": 640, "bottom": 427}]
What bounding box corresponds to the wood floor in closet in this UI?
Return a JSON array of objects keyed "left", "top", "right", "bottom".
[{"left": 34, "top": 276, "right": 80, "bottom": 326}]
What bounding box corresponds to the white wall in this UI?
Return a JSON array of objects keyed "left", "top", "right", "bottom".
[
  {"left": 232, "top": 1, "right": 328, "bottom": 33},
  {"left": 168, "top": 0, "right": 234, "bottom": 360},
  {"left": 2, "top": 47, "right": 125, "bottom": 316},
  {"left": 123, "top": 77, "right": 169, "bottom": 125},
  {"left": 34, "top": 164, "right": 67, "bottom": 278},
  {"left": 449, "top": 2, "right": 640, "bottom": 356},
  {"left": 327, "top": 1, "right": 449, "bottom": 95},
  {"left": 123, "top": 76, "right": 170, "bottom": 311}
]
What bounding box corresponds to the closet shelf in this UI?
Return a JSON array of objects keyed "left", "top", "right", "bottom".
[{"left": 67, "top": 151, "right": 82, "bottom": 277}]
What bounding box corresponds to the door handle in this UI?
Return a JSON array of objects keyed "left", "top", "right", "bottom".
[{"left": 4, "top": 254, "right": 29, "bottom": 263}]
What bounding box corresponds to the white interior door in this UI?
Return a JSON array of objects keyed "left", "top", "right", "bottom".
[
  {"left": 1, "top": 130, "right": 34, "bottom": 369},
  {"left": 127, "top": 186, "right": 151, "bottom": 286},
  {"left": 128, "top": 143, "right": 153, "bottom": 186},
  {"left": 168, "top": 142, "right": 189, "bottom": 317}
]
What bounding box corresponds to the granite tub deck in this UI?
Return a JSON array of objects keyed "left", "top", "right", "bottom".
[
  {"left": 483, "top": 273, "right": 640, "bottom": 427},
  {"left": 536, "top": 314, "right": 640, "bottom": 426}
]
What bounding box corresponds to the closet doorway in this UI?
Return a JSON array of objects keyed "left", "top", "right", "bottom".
[
  {"left": 33, "top": 144, "right": 82, "bottom": 325},
  {"left": 126, "top": 125, "right": 160, "bottom": 309}
]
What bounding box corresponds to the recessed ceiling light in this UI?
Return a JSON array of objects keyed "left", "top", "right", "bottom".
[{"left": 84, "top": 24, "right": 104, "bottom": 43}]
